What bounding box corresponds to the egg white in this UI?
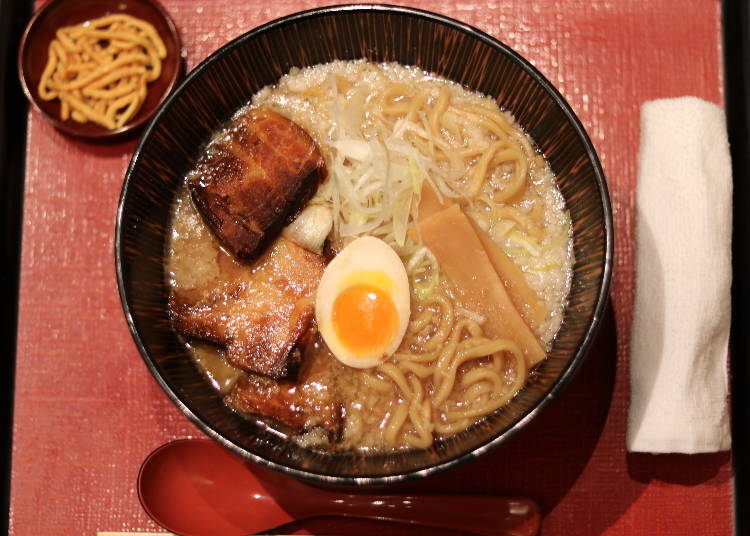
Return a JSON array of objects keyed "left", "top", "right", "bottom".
[{"left": 315, "top": 236, "right": 411, "bottom": 368}]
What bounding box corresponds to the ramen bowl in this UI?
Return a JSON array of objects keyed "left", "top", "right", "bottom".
[{"left": 116, "top": 4, "right": 612, "bottom": 485}]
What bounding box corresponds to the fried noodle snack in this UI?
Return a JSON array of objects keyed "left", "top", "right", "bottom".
[{"left": 37, "top": 14, "right": 167, "bottom": 130}]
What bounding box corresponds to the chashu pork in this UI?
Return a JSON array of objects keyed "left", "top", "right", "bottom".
[
  {"left": 169, "top": 237, "right": 325, "bottom": 379},
  {"left": 225, "top": 341, "right": 343, "bottom": 438},
  {"left": 190, "top": 106, "right": 327, "bottom": 262}
]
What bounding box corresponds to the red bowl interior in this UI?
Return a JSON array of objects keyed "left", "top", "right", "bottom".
[{"left": 17, "top": 0, "right": 183, "bottom": 139}]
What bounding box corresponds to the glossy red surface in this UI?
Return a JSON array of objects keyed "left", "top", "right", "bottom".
[
  {"left": 138, "top": 440, "right": 297, "bottom": 536},
  {"left": 10, "top": 0, "right": 732, "bottom": 534},
  {"left": 138, "top": 439, "right": 540, "bottom": 536}
]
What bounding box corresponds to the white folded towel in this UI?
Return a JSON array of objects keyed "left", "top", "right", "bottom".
[{"left": 627, "top": 96, "right": 732, "bottom": 453}]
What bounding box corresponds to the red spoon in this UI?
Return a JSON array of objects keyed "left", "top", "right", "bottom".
[{"left": 137, "top": 439, "right": 540, "bottom": 536}]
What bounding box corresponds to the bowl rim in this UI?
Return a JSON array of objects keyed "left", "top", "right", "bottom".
[
  {"left": 116, "top": 3, "right": 614, "bottom": 486},
  {"left": 16, "top": 0, "right": 183, "bottom": 140}
]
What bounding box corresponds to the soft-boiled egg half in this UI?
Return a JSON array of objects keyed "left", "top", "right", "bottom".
[{"left": 315, "top": 236, "right": 411, "bottom": 368}]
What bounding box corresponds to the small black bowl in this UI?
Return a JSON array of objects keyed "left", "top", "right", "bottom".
[{"left": 116, "top": 4, "right": 613, "bottom": 486}]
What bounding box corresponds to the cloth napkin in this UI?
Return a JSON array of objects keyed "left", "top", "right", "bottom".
[{"left": 627, "top": 96, "right": 732, "bottom": 453}]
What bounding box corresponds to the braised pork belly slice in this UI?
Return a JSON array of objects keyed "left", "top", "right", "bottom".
[
  {"left": 190, "top": 106, "right": 327, "bottom": 262},
  {"left": 169, "top": 237, "right": 325, "bottom": 379},
  {"left": 225, "top": 347, "right": 343, "bottom": 438}
]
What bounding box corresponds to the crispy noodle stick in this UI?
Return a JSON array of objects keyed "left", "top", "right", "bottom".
[{"left": 37, "top": 13, "right": 167, "bottom": 130}]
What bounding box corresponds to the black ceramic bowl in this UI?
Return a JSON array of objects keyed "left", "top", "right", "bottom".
[{"left": 116, "top": 4, "right": 613, "bottom": 485}]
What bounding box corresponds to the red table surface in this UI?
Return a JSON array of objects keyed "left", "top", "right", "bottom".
[{"left": 9, "top": 0, "right": 732, "bottom": 534}]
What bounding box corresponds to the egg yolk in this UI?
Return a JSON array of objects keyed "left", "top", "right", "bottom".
[{"left": 331, "top": 283, "right": 398, "bottom": 357}]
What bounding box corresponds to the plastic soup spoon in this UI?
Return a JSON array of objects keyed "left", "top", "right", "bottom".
[{"left": 137, "top": 439, "right": 541, "bottom": 536}]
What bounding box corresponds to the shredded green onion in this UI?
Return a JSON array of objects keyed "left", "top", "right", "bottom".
[
  {"left": 407, "top": 246, "right": 439, "bottom": 300},
  {"left": 491, "top": 220, "right": 516, "bottom": 241},
  {"left": 508, "top": 229, "right": 541, "bottom": 257},
  {"left": 542, "top": 210, "right": 572, "bottom": 252}
]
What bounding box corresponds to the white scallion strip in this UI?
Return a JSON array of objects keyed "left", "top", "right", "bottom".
[{"left": 508, "top": 229, "right": 541, "bottom": 257}]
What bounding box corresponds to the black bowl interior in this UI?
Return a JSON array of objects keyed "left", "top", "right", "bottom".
[{"left": 116, "top": 4, "right": 612, "bottom": 485}]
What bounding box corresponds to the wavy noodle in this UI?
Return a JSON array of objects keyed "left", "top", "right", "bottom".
[
  {"left": 370, "top": 284, "right": 528, "bottom": 448},
  {"left": 361, "top": 372, "right": 394, "bottom": 393},
  {"left": 420, "top": 293, "right": 454, "bottom": 350},
  {"left": 429, "top": 86, "right": 451, "bottom": 138},
  {"left": 379, "top": 362, "right": 413, "bottom": 399},
  {"left": 399, "top": 361, "right": 434, "bottom": 378},
  {"left": 384, "top": 402, "right": 410, "bottom": 445}
]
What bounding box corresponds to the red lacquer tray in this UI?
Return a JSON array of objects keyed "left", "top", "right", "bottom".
[{"left": 7, "top": 0, "right": 733, "bottom": 534}]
